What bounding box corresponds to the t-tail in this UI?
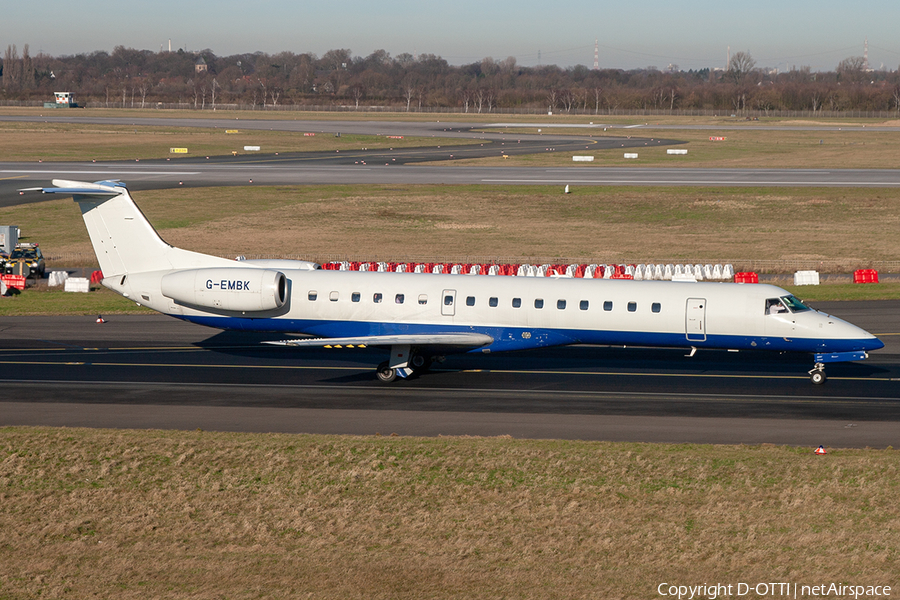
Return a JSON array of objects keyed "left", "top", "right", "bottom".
[
  {"left": 46, "top": 179, "right": 236, "bottom": 276},
  {"left": 30, "top": 180, "right": 296, "bottom": 316}
]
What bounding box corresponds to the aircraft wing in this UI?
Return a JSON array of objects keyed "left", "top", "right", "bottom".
[{"left": 264, "top": 332, "right": 493, "bottom": 349}]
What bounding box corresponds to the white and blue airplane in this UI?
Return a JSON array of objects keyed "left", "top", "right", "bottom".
[{"left": 29, "top": 179, "right": 883, "bottom": 384}]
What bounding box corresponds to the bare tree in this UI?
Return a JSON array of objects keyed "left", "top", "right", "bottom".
[
  {"left": 836, "top": 56, "right": 866, "bottom": 83},
  {"left": 349, "top": 84, "right": 365, "bottom": 109},
  {"left": 138, "top": 79, "right": 151, "bottom": 109},
  {"left": 210, "top": 78, "right": 219, "bottom": 110},
  {"left": 727, "top": 51, "right": 756, "bottom": 85},
  {"left": 402, "top": 75, "right": 416, "bottom": 111}
]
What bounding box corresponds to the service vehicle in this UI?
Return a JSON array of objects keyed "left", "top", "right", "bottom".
[{"left": 5, "top": 243, "right": 45, "bottom": 279}]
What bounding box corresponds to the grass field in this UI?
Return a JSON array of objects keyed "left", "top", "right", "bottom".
[
  {"left": 0, "top": 119, "right": 471, "bottom": 162},
  {"left": 5, "top": 184, "right": 899, "bottom": 266},
  {"left": 1, "top": 427, "right": 897, "bottom": 599},
  {"left": 3, "top": 182, "right": 898, "bottom": 314},
  {"left": 4, "top": 107, "right": 900, "bottom": 168}
]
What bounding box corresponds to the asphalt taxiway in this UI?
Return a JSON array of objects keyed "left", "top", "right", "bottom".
[{"left": 1, "top": 303, "right": 897, "bottom": 447}]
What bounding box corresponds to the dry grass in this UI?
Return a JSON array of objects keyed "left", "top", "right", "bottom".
[
  {"left": 8, "top": 185, "right": 899, "bottom": 267},
  {"left": 461, "top": 126, "right": 900, "bottom": 169},
  {"left": 0, "top": 120, "right": 471, "bottom": 161},
  {"left": 1, "top": 427, "right": 897, "bottom": 599}
]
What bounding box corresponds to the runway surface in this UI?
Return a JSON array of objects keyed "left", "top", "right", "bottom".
[{"left": 1, "top": 302, "right": 897, "bottom": 447}]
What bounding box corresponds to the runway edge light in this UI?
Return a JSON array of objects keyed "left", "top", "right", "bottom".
[{"left": 815, "top": 445, "right": 827, "bottom": 455}]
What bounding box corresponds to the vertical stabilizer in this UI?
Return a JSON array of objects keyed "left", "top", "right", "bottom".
[{"left": 39, "top": 180, "right": 234, "bottom": 276}]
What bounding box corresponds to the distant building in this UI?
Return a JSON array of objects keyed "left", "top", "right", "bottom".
[{"left": 194, "top": 56, "right": 208, "bottom": 73}]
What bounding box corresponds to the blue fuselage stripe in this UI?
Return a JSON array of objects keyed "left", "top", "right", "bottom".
[{"left": 177, "top": 315, "right": 881, "bottom": 354}]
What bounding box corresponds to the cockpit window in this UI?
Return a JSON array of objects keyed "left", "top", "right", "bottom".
[
  {"left": 780, "top": 295, "right": 811, "bottom": 313},
  {"left": 765, "top": 298, "right": 788, "bottom": 315},
  {"left": 766, "top": 296, "right": 811, "bottom": 315}
]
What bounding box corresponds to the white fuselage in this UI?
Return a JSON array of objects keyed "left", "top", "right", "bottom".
[{"left": 111, "top": 268, "right": 882, "bottom": 356}]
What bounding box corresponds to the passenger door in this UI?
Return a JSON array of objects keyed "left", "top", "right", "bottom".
[{"left": 685, "top": 298, "right": 707, "bottom": 342}]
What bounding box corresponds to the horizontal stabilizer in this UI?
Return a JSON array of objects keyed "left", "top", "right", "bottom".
[
  {"left": 264, "top": 332, "right": 494, "bottom": 349},
  {"left": 19, "top": 179, "right": 125, "bottom": 198}
]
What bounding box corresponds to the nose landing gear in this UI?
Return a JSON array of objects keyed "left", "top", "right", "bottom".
[{"left": 808, "top": 363, "right": 827, "bottom": 385}]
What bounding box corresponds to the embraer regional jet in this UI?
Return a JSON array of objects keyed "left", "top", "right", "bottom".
[{"left": 27, "top": 180, "right": 883, "bottom": 384}]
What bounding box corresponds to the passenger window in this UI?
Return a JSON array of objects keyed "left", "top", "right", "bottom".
[
  {"left": 627, "top": 302, "right": 637, "bottom": 312},
  {"left": 489, "top": 297, "right": 498, "bottom": 307},
  {"left": 329, "top": 291, "right": 339, "bottom": 302},
  {"left": 373, "top": 293, "right": 383, "bottom": 303},
  {"left": 444, "top": 294, "right": 454, "bottom": 306},
  {"left": 512, "top": 298, "right": 522, "bottom": 308},
  {"left": 352, "top": 292, "right": 361, "bottom": 303},
  {"left": 580, "top": 300, "right": 589, "bottom": 311},
  {"left": 418, "top": 294, "right": 428, "bottom": 305},
  {"left": 652, "top": 302, "right": 661, "bottom": 313},
  {"left": 308, "top": 291, "right": 318, "bottom": 301},
  {"left": 557, "top": 299, "right": 566, "bottom": 310},
  {"left": 603, "top": 301, "right": 613, "bottom": 311},
  {"left": 395, "top": 294, "right": 405, "bottom": 304},
  {"left": 466, "top": 296, "right": 475, "bottom": 306},
  {"left": 534, "top": 299, "right": 544, "bottom": 309}
]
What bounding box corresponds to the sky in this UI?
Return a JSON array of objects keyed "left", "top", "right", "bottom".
[{"left": 4, "top": 0, "right": 899, "bottom": 72}]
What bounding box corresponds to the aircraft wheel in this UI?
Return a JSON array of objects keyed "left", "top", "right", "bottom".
[
  {"left": 410, "top": 353, "right": 432, "bottom": 373},
  {"left": 810, "top": 370, "right": 826, "bottom": 385},
  {"left": 376, "top": 361, "right": 397, "bottom": 383}
]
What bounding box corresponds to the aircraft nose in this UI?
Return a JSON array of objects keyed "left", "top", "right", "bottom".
[{"left": 863, "top": 335, "right": 885, "bottom": 351}]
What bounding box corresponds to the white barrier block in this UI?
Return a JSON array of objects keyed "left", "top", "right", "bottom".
[
  {"left": 48, "top": 271, "right": 70, "bottom": 287},
  {"left": 667, "top": 149, "right": 688, "bottom": 155},
  {"left": 64, "top": 277, "right": 90, "bottom": 293},
  {"left": 244, "top": 146, "right": 261, "bottom": 151},
  {"left": 572, "top": 156, "right": 595, "bottom": 162},
  {"left": 623, "top": 153, "right": 638, "bottom": 159},
  {"left": 793, "top": 270, "right": 820, "bottom": 286}
]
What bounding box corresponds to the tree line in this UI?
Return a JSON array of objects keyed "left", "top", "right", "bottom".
[{"left": 3, "top": 44, "right": 900, "bottom": 114}]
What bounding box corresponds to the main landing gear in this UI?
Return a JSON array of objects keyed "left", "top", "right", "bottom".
[
  {"left": 375, "top": 348, "right": 432, "bottom": 383},
  {"left": 808, "top": 363, "right": 827, "bottom": 385}
]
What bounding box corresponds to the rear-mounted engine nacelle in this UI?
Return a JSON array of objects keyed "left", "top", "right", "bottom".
[{"left": 161, "top": 268, "right": 287, "bottom": 312}]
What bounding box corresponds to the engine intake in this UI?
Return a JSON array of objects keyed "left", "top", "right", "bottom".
[{"left": 161, "top": 268, "right": 287, "bottom": 312}]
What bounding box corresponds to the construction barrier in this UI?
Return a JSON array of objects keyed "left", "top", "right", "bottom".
[
  {"left": 314, "top": 261, "right": 736, "bottom": 281},
  {"left": 853, "top": 269, "right": 879, "bottom": 284},
  {"left": 793, "top": 270, "right": 820, "bottom": 286},
  {"left": 48, "top": 271, "right": 70, "bottom": 287},
  {"left": 734, "top": 272, "right": 759, "bottom": 284},
  {"left": 0, "top": 275, "right": 25, "bottom": 290},
  {"left": 64, "top": 277, "right": 90, "bottom": 293}
]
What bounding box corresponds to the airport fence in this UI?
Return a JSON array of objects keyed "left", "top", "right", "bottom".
[{"left": 4, "top": 100, "right": 900, "bottom": 120}]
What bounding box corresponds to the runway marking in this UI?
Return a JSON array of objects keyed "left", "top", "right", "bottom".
[
  {"left": 0, "top": 358, "right": 895, "bottom": 383},
  {"left": 1, "top": 379, "right": 898, "bottom": 406},
  {"left": 460, "top": 368, "right": 899, "bottom": 383},
  {"left": 481, "top": 178, "right": 900, "bottom": 187},
  {"left": 1, "top": 170, "right": 201, "bottom": 175},
  {"left": 0, "top": 175, "right": 26, "bottom": 181}
]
